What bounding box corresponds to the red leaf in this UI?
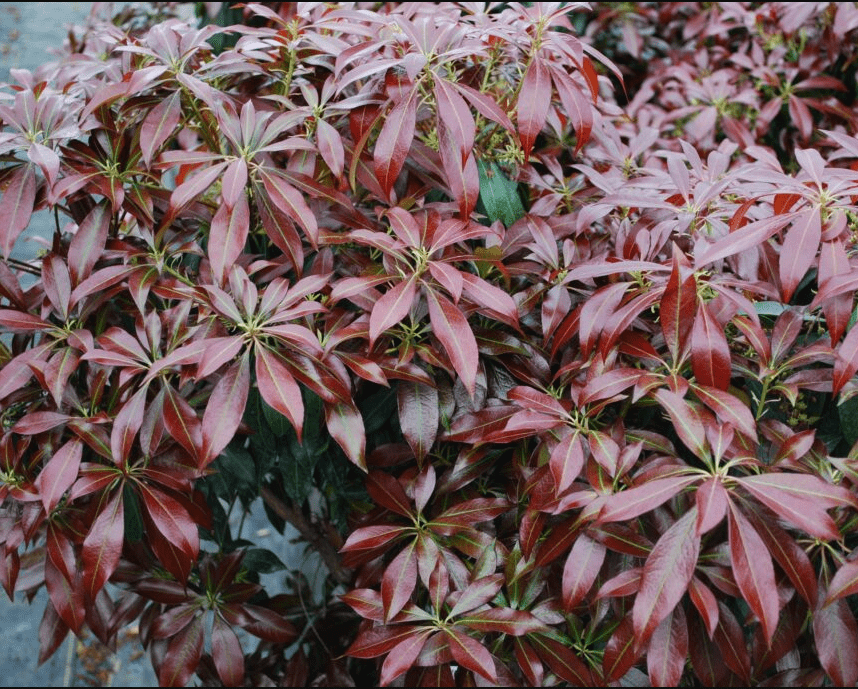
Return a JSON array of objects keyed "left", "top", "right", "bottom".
[
  {"left": 208, "top": 194, "right": 250, "bottom": 284},
  {"left": 824, "top": 559, "right": 858, "bottom": 605},
  {"left": 691, "top": 302, "right": 732, "bottom": 390},
  {"left": 44, "top": 550, "right": 85, "bottom": 634},
  {"left": 222, "top": 603, "right": 296, "bottom": 643},
  {"left": 0, "top": 163, "right": 36, "bottom": 259},
  {"left": 692, "top": 384, "right": 757, "bottom": 441},
  {"left": 445, "top": 627, "right": 497, "bottom": 683},
  {"left": 82, "top": 488, "right": 125, "bottom": 600},
  {"left": 632, "top": 508, "right": 700, "bottom": 645},
  {"left": 140, "top": 90, "right": 181, "bottom": 167},
  {"left": 340, "top": 525, "right": 411, "bottom": 553},
  {"left": 661, "top": 246, "right": 697, "bottom": 363},
  {"left": 38, "top": 599, "right": 69, "bottom": 666},
  {"left": 695, "top": 477, "right": 728, "bottom": 534},
  {"left": 780, "top": 209, "right": 821, "bottom": 302},
  {"left": 647, "top": 605, "right": 688, "bottom": 687},
  {"left": 435, "top": 78, "right": 475, "bottom": 164},
  {"left": 689, "top": 576, "right": 720, "bottom": 639},
  {"left": 598, "top": 475, "right": 699, "bottom": 523},
  {"left": 366, "top": 472, "right": 413, "bottom": 518},
  {"left": 374, "top": 87, "right": 419, "bottom": 198},
  {"left": 426, "top": 289, "right": 479, "bottom": 397},
  {"left": 380, "top": 629, "right": 434, "bottom": 686},
  {"left": 168, "top": 161, "right": 228, "bottom": 215},
  {"left": 67, "top": 201, "right": 110, "bottom": 284},
  {"left": 325, "top": 401, "right": 366, "bottom": 470},
  {"left": 458, "top": 608, "right": 547, "bottom": 637},
  {"left": 35, "top": 439, "right": 83, "bottom": 513},
  {"left": 712, "top": 602, "right": 752, "bottom": 683},
  {"left": 698, "top": 213, "right": 793, "bottom": 267},
  {"left": 163, "top": 384, "right": 202, "bottom": 463},
  {"left": 813, "top": 597, "right": 858, "bottom": 686},
  {"left": 603, "top": 613, "right": 642, "bottom": 683},
  {"left": 819, "top": 239, "right": 852, "bottom": 346},
  {"left": 110, "top": 387, "right": 147, "bottom": 468},
  {"left": 430, "top": 498, "right": 509, "bottom": 535},
  {"left": 397, "top": 380, "right": 439, "bottom": 462},
  {"left": 369, "top": 276, "right": 418, "bottom": 345},
  {"left": 138, "top": 484, "right": 198, "bottom": 581},
  {"left": 580, "top": 368, "right": 642, "bottom": 406},
  {"left": 201, "top": 354, "right": 250, "bottom": 467},
  {"left": 316, "top": 118, "right": 344, "bottom": 180},
  {"left": 12, "top": 410, "right": 71, "bottom": 435},
  {"left": 562, "top": 532, "right": 606, "bottom": 610},
  {"left": 737, "top": 473, "right": 847, "bottom": 540},
  {"left": 346, "top": 625, "right": 425, "bottom": 659},
  {"left": 550, "top": 430, "right": 585, "bottom": 495},
  {"left": 255, "top": 346, "right": 304, "bottom": 439},
  {"left": 0, "top": 308, "right": 52, "bottom": 333},
  {"left": 744, "top": 503, "right": 818, "bottom": 607},
  {"left": 381, "top": 538, "right": 418, "bottom": 621},
  {"left": 212, "top": 614, "right": 245, "bottom": 687},
  {"left": 448, "top": 574, "right": 504, "bottom": 618},
  {"left": 260, "top": 170, "right": 319, "bottom": 246},
  {"left": 158, "top": 615, "right": 204, "bottom": 687},
  {"left": 834, "top": 321, "right": 858, "bottom": 396},
  {"left": 531, "top": 633, "right": 593, "bottom": 685},
  {"left": 517, "top": 59, "right": 551, "bottom": 160},
  {"left": 652, "top": 388, "right": 709, "bottom": 460},
  {"left": 727, "top": 503, "right": 779, "bottom": 646}
]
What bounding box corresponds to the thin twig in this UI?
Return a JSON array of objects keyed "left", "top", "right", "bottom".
[{"left": 259, "top": 486, "right": 352, "bottom": 585}]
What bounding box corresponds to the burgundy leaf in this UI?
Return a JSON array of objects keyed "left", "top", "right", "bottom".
[
  {"left": 517, "top": 58, "right": 551, "bottom": 160},
  {"left": 780, "top": 209, "right": 821, "bottom": 303},
  {"left": 255, "top": 345, "right": 304, "bottom": 439},
  {"left": 813, "top": 597, "right": 858, "bottom": 687},
  {"left": 380, "top": 629, "right": 434, "bottom": 686},
  {"left": 562, "top": 532, "right": 606, "bottom": 610},
  {"left": 82, "top": 488, "right": 125, "bottom": 600},
  {"left": 381, "top": 538, "right": 418, "bottom": 622},
  {"left": 728, "top": 502, "right": 779, "bottom": 646},
  {"left": 369, "top": 276, "right": 418, "bottom": 345},
  {"left": 158, "top": 615, "right": 204, "bottom": 688},
  {"left": 35, "top": 439, "right": 83, "bottom": 513},
  {"left": 647, "top": 605, "right": 688, "bottom": 687},
  {"left": 550, "top": 430, "right": 585, "bottom": 494},
  {"left": 445, "top": 627, "right": 497, "bottom": 683},
  {"left": 201, "top": 353, "right": 250, "bottom": 468},
  {"left": 691, "top": 301, "right": 732, "bottom": 390},
  {"left": 140, "top": 90, "right": 182, "bottom": 167},
  {"left": 661, "top": 247, "right": 697, "bottom": 364},
  {"left": 67, "top": 201, "right": 110, "bottom": 284},
  {"left": 374, "top": 87, "right": 419, "bottom": 198},
  {"left": 0, "top": 163, "right": 36, "bottom": 259},
  {"left": 598, "top": 475, "right": 699, "bottom": 523},
  {"left": 325, "top": 401, "right": 366, "bottom": 471},
  {"left": 212, "top": 613, "right": 245, "bottom": 687},
  {"left": 426, "top": 289, "right": 479, "bottom": 397},
  {"left": 397, "top": 380, "right": 439, "bottom": 462},
  {"left": 633, "top": 508, "right": 700, "bottom": 646}
]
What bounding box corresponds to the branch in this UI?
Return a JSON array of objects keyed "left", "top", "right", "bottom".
[{"left": 259, "top": 485, "right": 353, "bottom": 585}]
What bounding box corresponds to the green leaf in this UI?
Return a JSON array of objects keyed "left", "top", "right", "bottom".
[
  {"left": 261, "top": 395, "right": 292, "bottom": 437},
  {"left": 123, "top": 484, "right": 143, "bottom": 542},
  {"left": 476, "top": 159, "right": 525, "bottom": 227},
  {"left": 241, "top": 548, "right": 288, "bottom": 575},
  {"left": 280, "top": 435, "right": 317, "bottom": 503},
  {"left": 217, "top": 443, "right": 258, "bottom": 491},
  {"left": 840, "top": 394, "right": 858, "bottom": 447}
]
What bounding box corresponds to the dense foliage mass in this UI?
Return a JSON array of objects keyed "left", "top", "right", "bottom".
[{"left": 4, "top": 1, "right": 858, "bottom": 685}]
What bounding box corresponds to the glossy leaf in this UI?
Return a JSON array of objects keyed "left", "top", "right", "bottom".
[{"left": 633, "top": 508, "right": 700, "bottom": 645}]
